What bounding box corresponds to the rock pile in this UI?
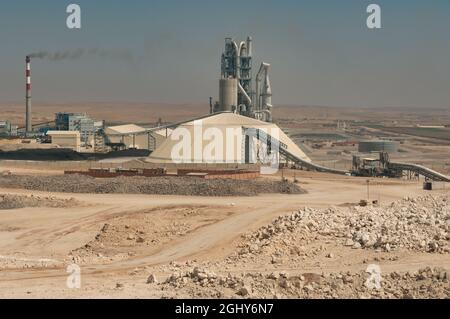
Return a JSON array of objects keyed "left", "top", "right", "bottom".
[
  {"left": 0, "top": 194, "right": 78, "bottom": 210},
  {"left": 0, "top": 255, "right": 63, "bottom": 270},
  {"left": 157, "top": 266, "right": 449, "bottom": 299},
  {"left": 234, "top": 195, "right": 449, "bottom": 257},
  {"left": 0, "top": 174, "right": 305, "bottom": 197}
]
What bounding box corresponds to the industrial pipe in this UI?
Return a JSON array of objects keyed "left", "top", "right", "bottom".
[
  {"left": 231, "top": 41, "right": 240, "bottom": 79},
  {"left": 255, "top": 63, "right": 270, "bottom": 111},
  {"left": 238, "top": 82, "right": 252, "bottom": 106},
  {"left": 246, "top": 36, "right": 252, "bottom": 57},
  {"left": 239, "top": 41, "right": 247, "bottom": 58}
]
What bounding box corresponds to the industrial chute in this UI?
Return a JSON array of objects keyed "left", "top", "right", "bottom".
[{"left": 254, "top": 62, "right": 273, "bottom": 122}]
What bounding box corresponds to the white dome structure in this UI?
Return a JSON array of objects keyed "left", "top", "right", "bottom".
[{"left": 146, "top": 112, "right": 310, "bottom": 165}]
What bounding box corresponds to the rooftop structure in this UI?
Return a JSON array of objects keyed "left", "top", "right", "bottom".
[{"left": 104, "top": 124, "right": 168, "bottom": 151}]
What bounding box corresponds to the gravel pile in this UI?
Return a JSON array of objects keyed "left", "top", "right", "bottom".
[
  {"left": 0, "top": 174, "right": 305, "bottom": 197},
  {"left": 156, "top": 266, "right": 449, "bottom": 299},
  {"left": 0, "top": 255, "right": 63, "bottom": 270},
  {"left": 235, "top": 195, "right": 450, "bottom": 257},
  {"left": 0, "top": 148, "right": 150, "bottom": 161},
  {"left": 0, "top": 194, "right": 78, "bottom": 210}
]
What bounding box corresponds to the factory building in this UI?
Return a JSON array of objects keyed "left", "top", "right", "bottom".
[
  {"left": 212, "top": 37, "right": 273, "bottom": 123},
  {"left": 47, "top": 131, "right": 81, "bottom": 152},
  {"left": 147, "top": 112, "right": 310, "bottom": 164},
  {"left": 0, "top": 121, "right": 18, "bottom": 137},
  {"left": 146, "top": 36, "right": 308, "bottom": 166},
  {"left": 104, "top": 124, "right": 169, "bottom": 151},
  {"left": 55, "top": 112, "right": 102, "bottom": 147},
  {"left": 55, "top": 112, "right": 92, "bottom": 130}
]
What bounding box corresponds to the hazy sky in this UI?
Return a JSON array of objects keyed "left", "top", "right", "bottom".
[{"left": 1, "top": 0, "right": 450, "bottom": 108}]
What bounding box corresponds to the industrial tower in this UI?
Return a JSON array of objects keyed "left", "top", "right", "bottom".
[{"left": 213, "top": 36, "right": 273, "bottom": 122}]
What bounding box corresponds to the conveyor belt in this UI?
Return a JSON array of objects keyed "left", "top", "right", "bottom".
[
  {"left": 243, "top": 127, "right": 348, "bottom": 175},
  {"left": 244, "top": 127, "right": 450, "bottom": 180},
  {"left": 389, "top": 161, "right": 450, "bottom": 182}
]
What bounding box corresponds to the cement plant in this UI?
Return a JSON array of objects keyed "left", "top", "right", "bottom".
[{"left": 0, "top": 36, "right": 449, "bottom": 299}]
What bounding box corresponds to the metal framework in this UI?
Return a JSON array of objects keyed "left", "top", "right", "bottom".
[{"left": 219, "top": 37, "right": 273, "bottom": 122}]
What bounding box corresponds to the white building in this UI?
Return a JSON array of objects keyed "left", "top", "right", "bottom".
[
  {"left": 104, "top": 124, "right": 169, "bottom": 151},
  {"left": 147, "top": 112, "right": 310, "bottom": 164},
  {"left": 47, "top": 131, "right": 81, "bottom": 152}
]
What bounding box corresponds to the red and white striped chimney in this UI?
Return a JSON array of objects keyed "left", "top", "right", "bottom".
[{"left": 25, "top": 56, "right": 32, "bottom": 133}]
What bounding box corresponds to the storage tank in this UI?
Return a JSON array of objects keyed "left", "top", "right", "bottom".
[
  {"left": 358, "top": 140, "right": 398, "bottom": 153},
  {"left": 219, "top": 78, "right": 238, "bottom": 112}
]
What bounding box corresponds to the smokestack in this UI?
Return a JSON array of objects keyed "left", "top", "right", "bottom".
[
  {"left": 25, "top": 56, "right": 32, "bottom": 133},
  {"left": 209, "top": 97, "right": 213, "bottom": 114}
]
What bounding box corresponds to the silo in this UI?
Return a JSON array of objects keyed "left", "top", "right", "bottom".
[
  {"left": 358, "top": 140, "right": 398, "bottom": 153},
  {"left": 219, "top": 78, "right": 238, "bottom": 112}
]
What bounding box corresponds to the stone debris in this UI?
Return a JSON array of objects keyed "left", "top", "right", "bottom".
[
  {"left": 0, "top": 194, "right": 79, "bottom": 210},
  {"left": 147, "top": 274, "right": 158, "bottom": 284},
  {"left": 155, "top": 195, "right": 447, "bottom": 298},
  {"left": 115, "top": 282, "right": 124, "bottom": 289},
  {"left": 0, "top": 174, "right": 305, "bottom": 197},
  {"left": 233, "top": 195, "right": 449, "bottom": 258},
  {"left": 156, "top": 266, "right": 449, "bottom": 299},
  {"left": 237, "top": 286, "right": 251, "bottom": 296},
  {"left": 0, "top": 255, "right": 63, "bottom": 270}
]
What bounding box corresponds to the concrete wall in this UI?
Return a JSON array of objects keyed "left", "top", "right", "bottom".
[
  {"left": 49, "top": 134, "right": 80, "bottom": 152},
  {"left": 0, "top": 159, "right": 260, "bottom": 172}
]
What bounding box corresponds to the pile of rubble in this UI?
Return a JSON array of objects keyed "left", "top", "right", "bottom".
[
  {"left": 154, "top": 266, "right": 449, "bottom": 299},
  {"left": 234, "top": 195, "right": 449, "bottom": 260},
  {"left": 0, "top": 174, "right": 305, "bottom": 197},
  {"left": 0, "top": 193, "right": 79, "bottom": 210},
  {"left": 156, "top": 266, "right": 259, "bottom": 298},
  {"left": 0, "top": 255, "right": 63, "bottom": 270}
]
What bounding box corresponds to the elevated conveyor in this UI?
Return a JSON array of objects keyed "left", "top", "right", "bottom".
[
  {"left": 389, "top": 162, "right": 450, "bottom": 182},
  {"left": 243, "top": 127, "right": 348, "bottom": 175},
  {"left": 244, "top": 127, "right": 450, "bottom": 181}
]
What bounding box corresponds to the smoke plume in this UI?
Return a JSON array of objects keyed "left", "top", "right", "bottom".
[{"left": 28, "top": 48, "right": 134, "bottom": 62}]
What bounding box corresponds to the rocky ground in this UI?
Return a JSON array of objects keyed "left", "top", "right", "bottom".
[
  {"left": 0, "top": 183, "right": 448, "bottom": 299},
  {"left": 233, "top": 194, "right": 450, "bottom": 262},
  {"left": 0, "top": 174, "right": 304, "bottom": 196},
  {"left": 68, "top": 205, "right": 235, "bottom": 265},
  {"left": 152, "top": 265, "right": 449, "bottom": 299},
  {"left": 0, "top": 255, "right": 63, "bottom": 270},
  {"left": 146, "top": 195, "right": 449, "bottom": 298}
]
